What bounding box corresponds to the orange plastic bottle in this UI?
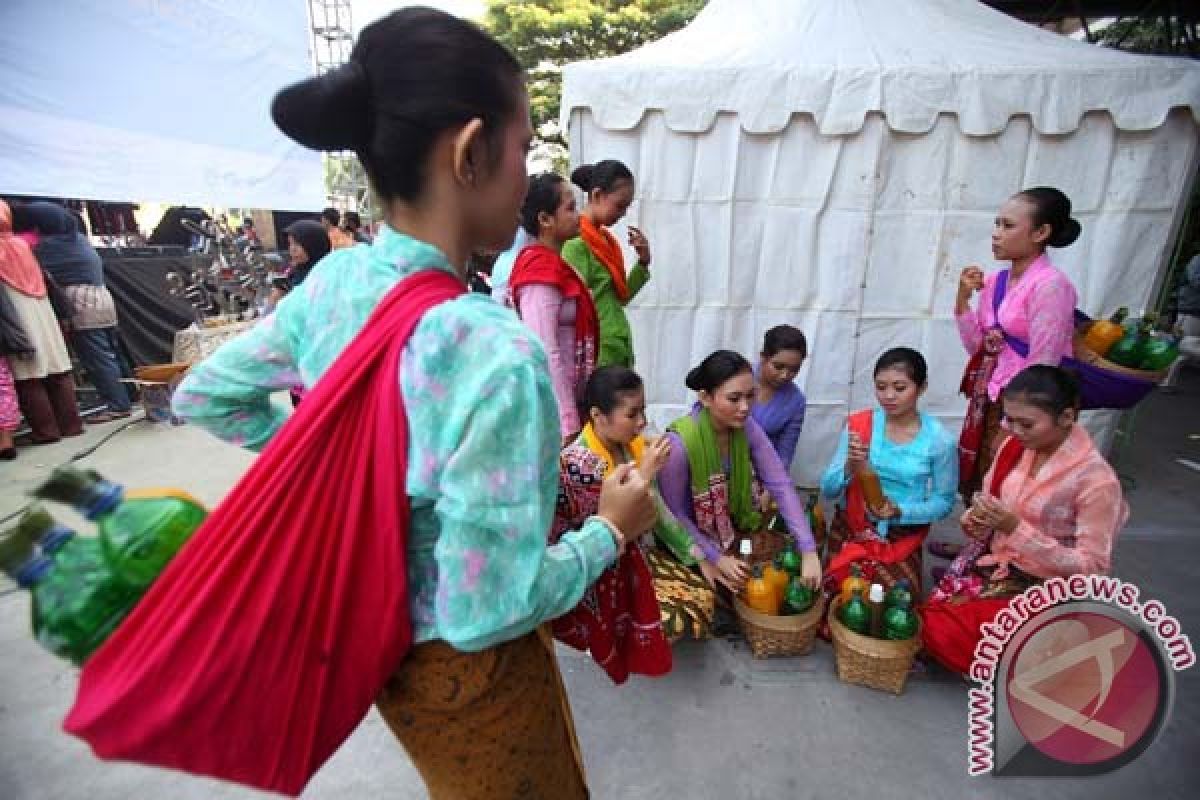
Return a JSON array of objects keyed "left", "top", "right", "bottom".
[
  {"left": 857, "top": 463, "right": 886, "bottom": 512},
  {"left": 744, "top": 567, "right": 781, "bottom": 615},
  {"left": 839, "top": 564, "right": 870, "bottom": 606}
]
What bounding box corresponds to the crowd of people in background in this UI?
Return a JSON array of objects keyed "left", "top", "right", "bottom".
[
  {"left": 0, "top": 193, "right": 389, "bottom": 459},
  {"left": 1, "top": 199, "right": 132, "bottom": 460}
]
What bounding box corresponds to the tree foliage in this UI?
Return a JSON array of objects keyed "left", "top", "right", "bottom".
[
  {"left": 1095, "top": 16, "right": 1198, "bottom": 57},
  {"left": 483, "top": 0, "right": 706, "bottom": 139}
]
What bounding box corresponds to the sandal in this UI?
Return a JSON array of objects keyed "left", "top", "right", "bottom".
[{"left": 927, "top": 541, "right": 961, "bottom": 560}]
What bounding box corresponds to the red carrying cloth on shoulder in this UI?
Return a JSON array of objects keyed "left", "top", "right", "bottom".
[{"left": 63, "top": 270, "right": 465, "bottom": 796}]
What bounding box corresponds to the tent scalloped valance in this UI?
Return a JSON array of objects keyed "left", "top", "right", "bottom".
[
  {"left": 562, "top": 64, "right": 1200, "bottom": 137},
  {"left": 560, "top": 0, "right": 1200, "bottom": 137}
]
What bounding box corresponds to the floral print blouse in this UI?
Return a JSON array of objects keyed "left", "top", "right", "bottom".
[{"left": 172, "top": 227, "right": 616, "bottom": 652}]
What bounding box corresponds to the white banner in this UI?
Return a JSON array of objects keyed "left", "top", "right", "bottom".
[{"left": 0, "top": 0, "right": 324, "bottom": 209}]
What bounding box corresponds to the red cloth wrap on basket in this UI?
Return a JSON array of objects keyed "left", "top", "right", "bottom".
[{"left": 63, "top": 270, "right": 465, "bottom": 796}]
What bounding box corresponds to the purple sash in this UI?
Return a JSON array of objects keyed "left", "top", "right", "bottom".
[{"left": 993, "top": 270, "right": 1155, "bottom": 410}]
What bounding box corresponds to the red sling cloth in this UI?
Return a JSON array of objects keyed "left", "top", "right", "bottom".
[
  {"left": 509, "top": 242, "right": 599, "bottom": 393},
  {"left": 823, "top": 410, "right": 927, "bottom": 591},
  {"left": 919, "top": 436, "right": 1026, "bottom": 675},
  {"left": 64, "top": 270, "right": 465, "bottom": 796}
]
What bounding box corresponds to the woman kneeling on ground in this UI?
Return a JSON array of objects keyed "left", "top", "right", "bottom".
[
  {"left": 658, "top": 350, "right": 821, "bottom": 608},
  {"left": 820, "top": 347, "right": 957, "bottom": 604},
  {"left": 554, "top": 366, "right": 709, "bottom": 658},
  {"left": 921, "top": 365, "right": 1128, "bottom": 675}
]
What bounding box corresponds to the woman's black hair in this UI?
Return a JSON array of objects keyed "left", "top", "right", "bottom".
[
  {"left": 1002, "top": 365, "right": 1081, "bottom": 416},
  {"left": 583, "top": 366, "right": 644, "bottom": 415},
  {"left": 271, "top": 8, "right": 523, "bottom": 204},
  {"left": 1016, "top": 187, "right": 1081, "bottom": 249},
  {"left": 282, "top": 219, "right": 331, "bottom": 286},
  {"left": 685, "top": 350, "right": 753, "bottom": 393},
  {"left": 321, "top": 207, "right": 341, "bottom": 227},
  {"left": 570, "top": 159, "right": 634, "bottom": 195},
  {"left": 762, "top": 324, "right": 807, "bottom": 359},
  {"left": 874, "top": 347, "right": 928, "bottom": 386},
  {"left": 519, "top": 172, "right": 565, "bottom": 236},
  {"left": 342, "top": 210, "right": 362, "bottom": 231}
]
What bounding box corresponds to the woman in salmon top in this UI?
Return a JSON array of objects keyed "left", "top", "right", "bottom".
[{"left": 921, "top": 366, "right": 1128, "bottom": 675}]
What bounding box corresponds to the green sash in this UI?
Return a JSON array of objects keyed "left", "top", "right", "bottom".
[{"left": 668, "top": 409, "right": 761, "bottom": 549}]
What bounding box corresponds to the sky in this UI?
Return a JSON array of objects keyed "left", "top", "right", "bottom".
[{"left": 351, "top": 0, "right": 486, "bottom": 33}]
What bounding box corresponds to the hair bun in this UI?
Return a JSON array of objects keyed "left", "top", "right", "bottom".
[
  {"left": 1050, "top": 216, "right": 1081, "bottom": 248},
  {"left": 570, "top": 164, "right": 595, "bottom": 192},
  {"left": 271, "top": 61, "right": 371, "bottom": 151},
  {"left": 684, "top": 365, "right": 704, "bottom": 391}
]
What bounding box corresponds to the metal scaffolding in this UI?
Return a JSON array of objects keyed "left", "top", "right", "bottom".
[{"left": 307, "top": 0, "right": 373, "bottom": 219}]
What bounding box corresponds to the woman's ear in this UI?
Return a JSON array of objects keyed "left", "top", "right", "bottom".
[
  {"left": 696, "top": 389, "right": 713, "bottom": 408},
  {"left": 1059, "top": 407, "right": 1078, "bottom": 427},
  {"left": 537, "top": 209, "right": 554, "bottom": 232},
  {"left": 451, "top": 118, "right": 486, "bottom": 187},
  {"left": 1032, "top": 222, "right": 1052, "bottom": 247}
]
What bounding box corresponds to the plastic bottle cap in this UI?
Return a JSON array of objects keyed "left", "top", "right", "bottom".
[
  {"left": 869, "top": 583, "right": 885, "bottom": 603},
  {"left": 738, "top": 539, "right": 752, "bottom": 557}
]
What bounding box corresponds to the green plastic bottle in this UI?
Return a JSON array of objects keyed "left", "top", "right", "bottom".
[
  {"left": 1139, "top": 334, "right": 1179, "bottom": 371},
  {"left": 884, "top": 578, "right": 913, "bottom": 610},
  {"left": 839, "top": 588, "right": 871, "bottom": 635},
  {"left": 775, "top": 547, "right": 803, "bottom": 577},
  {"left": 0, "top": 509, "right": 139, "bottom": 665},
  {"left": 781, "top": 577, "right": 815, "bottom": 615},
  {"left": 883, "top": 596, "right": 919, "bottom": 641},
  {"left": 1107, "top": 321, "right": 1153, "bottom": 368},
  {"left": 33, "top": 467, "right": 207, "bottom": 590}
]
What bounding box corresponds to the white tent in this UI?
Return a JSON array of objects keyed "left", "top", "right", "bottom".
[
  {"left": 0, "top": 0, "right": 323, "bottom": 210},
  {"left": 561, "top": 0, "right": 1200, "bottom": 486}
]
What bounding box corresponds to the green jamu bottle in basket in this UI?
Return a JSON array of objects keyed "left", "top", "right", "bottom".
[
  {"left": 882, "top": 596, "right": 919, "bottom": 641},
  {"left": 32, "top": 466, "right": 208, "bottom": 590},
  {"left": 0, "top": 508, "right": 140, "bottom": 665}
]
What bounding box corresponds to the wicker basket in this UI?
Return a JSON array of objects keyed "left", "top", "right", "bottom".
[
  {"left": 828, "top": 597, "right": 921, "bottom": 694},
  {"left": 733, "top": 592, "right": 824, "bottom": 659}
]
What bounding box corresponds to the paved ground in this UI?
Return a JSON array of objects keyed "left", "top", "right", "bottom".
[{"left": 1, "top": 373, "right": 1197, "bottom": 799}]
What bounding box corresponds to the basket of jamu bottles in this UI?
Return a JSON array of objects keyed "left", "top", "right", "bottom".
[
  {"left": 732, "top": 545, "right": 824, "bottom": 658},
  {"left": 829, "top": 572, "right": 921, "bottom": 694}
]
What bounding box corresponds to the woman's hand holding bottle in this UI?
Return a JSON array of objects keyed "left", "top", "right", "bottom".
[{"left": 636, "top": 436, "right": 671, "bottom": 483}]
